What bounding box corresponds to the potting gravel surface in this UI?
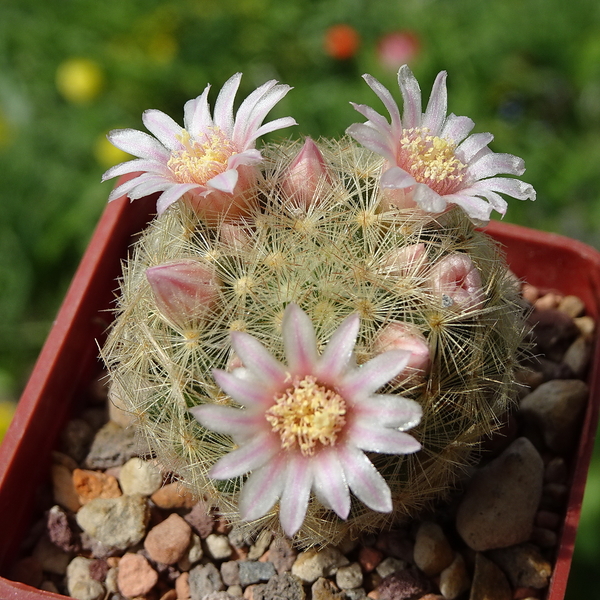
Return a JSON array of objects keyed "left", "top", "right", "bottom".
[{"left": 9, "top": 284, "right": 595, "bottom": 600}]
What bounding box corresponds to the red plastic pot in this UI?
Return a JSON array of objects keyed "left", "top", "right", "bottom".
[{"left": 0, "top": 189, "right": 598, "bottom": 600}]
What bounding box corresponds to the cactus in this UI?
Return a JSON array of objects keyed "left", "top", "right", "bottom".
[{"left": 102, "top": 68, "right": 533, "bottom": 547}]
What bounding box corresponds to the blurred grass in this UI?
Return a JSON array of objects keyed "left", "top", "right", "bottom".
[{"left": 1, "top": 0, "right": 599, "bottom": 594}]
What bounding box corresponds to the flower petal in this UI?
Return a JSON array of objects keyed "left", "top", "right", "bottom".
[
  {"left": 248, "top": 116, "right": 298, "bottom": 144},
  {"left": 212, "top": 368, "right": 274, "bottom": 408},
  {"left": 184, "top": 84, "right": 213, "bottom": 135},
  {"left": 362, "top": 74, "right": 402, "bottom": 138},
  {"left": 282, "top": 303, "right": 318, "bottom": 374},
  {"left": 209, "top": 432, "right": 279, "bottom": 479},
  {"left": 230, "top": 331, "right": 287, "bottom": 387},
  {"left": 313, "top": 449, "right": 350, "bottom": 519},
  {"left": 339, "top": 445, "right": 392, "bottom": 512},
  {"left": 239, "top": 455, "right": 287, "bottom": 521},
  {"left": 467, "top": 152, "right": 525, "bottom": 180},
  {"left": 397, "top": 64, "right": 422, "bottom": 129},
  {"left": 440, "top": 114, "right": 475, "bottom": 145},
  {"left": 106, "top": 174, "right": 168, "bottom": 202},
  {"left": 348, "top": 421, "right": 422, "bottom": 455},
  {"left": 102, "top": 158, "right": 171, "bottom": 181},
  {"left": 213, "top": 73, "right": 242, "bottom": 136},
  {"left": 455, "top": 132, "right": 494, "bottom": 164},
  {"left": 422, "top": 70, "right": 447, "bottom": 135},
  {"left": 207, "top": 168, "right": 238, "bottom": 194},
  {"left": 412, "top": 183, "right": 447, "bottom": 212},
  {"left": 349, "top": 102, "right": 392, "bottom": 135},
  {"left": 380, "top": 166, "right": 417, "bottom": 190},
  {"left": 471, "top": 177, "right": 536, "bottom": 201},
  {"left": 189, "top": 404, "right": 263, "bottom": 437},
  {"left": 107, "top": 128, "right": 170, "bottom": 163},
  {"left": 227, "top": 149, "right": 263, "bottom": 169},
  {"left": 279, "top": 454, "right": 313, "bottom": 537},
  {"left": 346, "top": 123, "right": 396, "bottom": 163},
  {"left": 316, "top": 313, "right": 359, "bottom": 382},
  {"left": 155, "top": 183, "right": 201, "bottom": 214},
  {"left": 142, "top": 109, "right": 184, "bottom": 151},
  {"left": 340, "top": 349, "right": 411, "bottom": 400},
  {"left": 443, "top": 193, "right": 494, "bottom": 222},
  {"left": 354, "top": 394, "right": 423, "bottom": 429}
]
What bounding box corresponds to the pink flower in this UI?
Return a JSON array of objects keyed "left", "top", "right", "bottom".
[
  {"left": 281, "top": 138, "right": 331, "bottom": 209},
  {"left": 146, "top": 260, "right": 220, "bottom": 326},
  {"left": 346, "top": 65, "right": 536, "bottom": 223},
  {"left": 102, "top": 73, "right": 297, "bottom": 220},
  {"left": 190, "top": 304, "right": 422, "bottom": 537},
  {"left": 429, "top": 253, "right": 484, "bottom": 310},
  {"left": 372, "top": 323, "right": 430, "bottom": 385}
]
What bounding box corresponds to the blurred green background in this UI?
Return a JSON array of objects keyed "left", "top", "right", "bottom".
[{"left": 0, "top": 0, "right": 599, "bottom": 596}]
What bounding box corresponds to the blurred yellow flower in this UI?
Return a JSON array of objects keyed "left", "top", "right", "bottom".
[
  {"left": 0, "top": 400, "right": 15, "bottom": 444},
  {"left": 56, "top": 58, "right": 105, "bottom": 104},
  {"left": 94, "top": 132, "right": 130, "bottom": 168},
  {"left": 147, "top": 32, "right": 178, "bottom": 64}
]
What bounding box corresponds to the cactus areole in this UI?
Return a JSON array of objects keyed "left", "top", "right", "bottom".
[{"left": 102, "top": 67, "right": 533, "bottom": 546}]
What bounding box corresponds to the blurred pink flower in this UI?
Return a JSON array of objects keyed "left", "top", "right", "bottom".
[
  {"left": 429, "top": 253, "right": 484, "bottom": 310},
  {"left": 146, "top": 260, "right": 220, "bottom": 326},
  {"left": 373, "top": 322, "right": 430, "bottom": 384},
  {"left": 347, "top": 65, "right": 536, "bottom": 223},
  {"left": 377, "top": 31, "right": 420, "bottom": 71},
  {"left": 191, "top": 303, "right": 422, "bottom": 537},
  {"left": 103, "top": 73, "right": 296, "bottom": 221},
  {"left": 281, "top": 137, "right": 331, "bottom": 209}
]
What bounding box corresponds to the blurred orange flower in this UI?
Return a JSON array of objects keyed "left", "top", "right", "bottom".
[{"left": 324, "top": 24, "right": 360, "bottom": 60}]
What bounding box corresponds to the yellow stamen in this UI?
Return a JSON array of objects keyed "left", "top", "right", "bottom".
[
  {"left": 397, "top": 127, "right": 467, "bottom": 195},
  {"left": 266, "top": 375, "right": 346, "bottom": 456},
  {"left": 167, "top": 126, "right": 237, "bottom": 185}
]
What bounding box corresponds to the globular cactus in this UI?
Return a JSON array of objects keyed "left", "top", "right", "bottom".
[{"left": 102, "top": 68, "right": 533, "bottom": 547}]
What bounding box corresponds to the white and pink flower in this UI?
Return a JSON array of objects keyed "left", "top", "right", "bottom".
[
  {"left": 346, "top": 65, "right": 536, "bottom": 223},
  {"left": 103, "top": 73, "right": 297, "bottom": 220},
  {"left": 190, "top": 303, "right": 422, "bottom": 537}
]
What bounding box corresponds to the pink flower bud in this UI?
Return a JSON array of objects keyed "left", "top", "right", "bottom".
[
  {"left": 381, "top": 243, "right": 427, "bottom": 277},
  {"left": 146, "top": 260, "right": 220, "bottom": 326},
  {"left": 373, "top": 322, "right": 430, "bottom": 384},
  {"left": 281, "top": 138, "right": 331, "bottom": 209},
  {"left": 218, "top": 223, "right": 252, "bottom": 251},
  {"left": 429, "top": 254, "right": 484, "bottom": 310}
]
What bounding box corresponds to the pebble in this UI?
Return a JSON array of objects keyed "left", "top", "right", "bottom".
[
  {"left": 60, "top": 418, "right": 95, "bottom": 463},
  {"left": 46, "top": 504, "right": 81, "bottom": 553},
  {"left": 189, "top": 562, "right": 224, "bottom": 599},
  {"left": 269, "top": 535, "right": 298, "bottom": 574},
  {"left": 204, "top": 593, "right": 239, "bottom": 600},
  {"left": 456, "top": 437, "right": 544, "bottom": 551},
  {"left": 151, "top": 481, "right": 197, "bottom": 509},
  {"left": 336, "top": 562, "right": 364, "bottom": 589},
  {"left": 184, "top": 500, "right": 215, "bottom": 538},
  {"left": 247, "top": 529, "right": 273, "bottom": 560},
  {"left": 178, "top": 533, "right": 204, "bottom": 570},
  {"left": 413, "top": 521, "right": 454, "bottom": 576},
  {"left": 574, "top": 315, "right": 596, "bottom": 339},
  {"left": 118, "top": 457, "right": 163, "bottom": 496},
  {"left": 117, "top": 552, "right": 158, "bottom": 597},
  {"left": 221, "top": 560, "right": 241, "bottom": 586},
  {"left": 311, "top": 576, "right": 345, "bottom": 599},
  {"left": 557, "top": 294, "right": 585, "bottom": 318},
  {"left": 251, "top": 573, "right": 306, "bottom": 600},
  {"left": 469, "top": 553, "right": 512, "bottom": 600},
  {"left": 176, "top": 572, "right": 191, "bottom": 600},
  {"left": 292, "top": 547, "right": 349, "bottom": 583},
  {"left": 519, "top": 379, "right": 589, "bottom": 454},
  {"left": 10, "top": 556, "right": 43, "bottom": 588},
  {"left": 238, "top": 560, "right": 276, "bottom": 586},
  {"left": 66, "top": 556, "right": 105, "bottom": 600},
  {"left": 72, "top": 468, "right": 121, "bottom": 504},
  {"left": 52, "top": 463, "right": 82, "bottom": 512},
  {"left": 563, "top": 336, "right": 592, "bottom": 378},
  {"left": 375, "top": 557, "right": 406, "bottom": 579},
  {"left": 206, "top": 533, "right": 234, "bottom": 560},
  {"left": 83, "top": 420, "right": 138, "bottom": 469},
  {"left": 438, "top": 553, "right": 470, "bottom": 600},
  {"left": 75, "top": 494, "right": 149, "bottom": 550},
  {"left": 488, "top": 543, "right": 552, "bottom": 589},
  {"left": 527, "top": 307, "right": 579, "bottom": 361},
  {"left": 376, "top": 567, "right": 433, "bottom": 600},
  {"left": 358, "top": 546, "right": 384, "bottom": 573},
  {"left": 145, "top": 513, "right": 192, "bottom": 564},
  {"left": 32, "top": 534, "right": 72, "bottom": 575}
]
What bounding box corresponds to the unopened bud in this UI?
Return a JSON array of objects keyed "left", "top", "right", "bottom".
[
  {"left": 373, "top": 322, "right": 430, "bottom": 384},
  {"left": 146, "top": 259, "right": 220, "bottom": 326},
  {"left": 429, "top": 254, "right": 484, "bottom": 310},
  {"left": 381, "top": 243, "right": 427, "bottom": 277},
  {"left": 281, "top": 138, "right": 331, "bottom": 209}
]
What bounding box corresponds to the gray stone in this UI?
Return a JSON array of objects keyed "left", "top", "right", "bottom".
[
  {"left": 344, "top": 589, "right": 368, "bottom": 600},
  {"left": 220, "top": 561, "right": 240, "bottom": 586},
  {"left": 189, "top": 563, "right": 224, "bottom": 600},
  {"left": 66, "top": 557, "right": 105, "bottom": 600},
  {"left": 520, "top": 379, "right": 588, "bottom": 454},
  {"left": 84, "top": 421, "right": 137, "bottom": 469},
  {"left": 413, "top": 521, "right": 454, "bottom": 576},
  {"left": 375, "top": 557, "right": 406, "bottom": 579},
  {"left": 252, "top": 572, "right": 305, "bottom": 600},
  {"left": 488, "top": 543, "right": 552, "bottom": 588},
  {"left": 203, "top": 593, "right": 238, "bottom": 600},
  {"left": 470, "top": 553, "right": 511, "bottom": 600},
  {"left": 238, "top": 560, "right": 276, "bottom": 586},
  {"left": 32, "top": 534, "right": 73, "bottom": 575},
  {"left": 75, "top": 494, "right": 149, "bottom": 550},
  {"left": 269, "top": 535, "right": 297, "bottom": 574},
  {"left": 118, "top": 457, "right": 163, "bottom": 496},
  {"left": 563, "top": 336, "right": 592, "bottom": 378},
  {"left": 336, "top": 562, "right": 363, "bottom": 589},
  {"left": 60, "top": 418, "right": 94, "bottom": 463},
  {"left": 456, "top": 437, "right": 544, "bottom": 551}
]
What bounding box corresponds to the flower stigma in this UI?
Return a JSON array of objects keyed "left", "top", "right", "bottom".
[
  {"left": 397, "top": 127, "right": 467, "bottom": 195},
  {"left": 265, "top": 375, "right": 347, "bottom": 456},
  {"left": 167, "top": 127, "right": 237, "bottom": 185}
]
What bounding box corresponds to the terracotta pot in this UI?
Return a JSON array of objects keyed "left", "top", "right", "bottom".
[{"left": 0, "top": 188, "right": 598, "bottom": 599}]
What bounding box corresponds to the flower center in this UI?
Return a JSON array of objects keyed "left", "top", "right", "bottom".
[
  {"left": 397, "top": 127, "right": 467, "bottom": 195},
  {"left": 265, "top": 375, "right": 347, "bottom": 456},
  {"left": 167, "top": 126, "right": 237, "bottom": 185}
]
